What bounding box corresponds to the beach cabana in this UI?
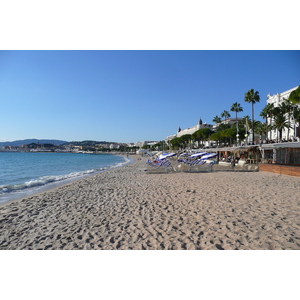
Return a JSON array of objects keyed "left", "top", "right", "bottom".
[
  {"left": 203, "top": 146, "right": 261, "bottom": 172},
  {"left": 258, "top": 142, "right": 300, "bottom": 176},
  {"left": 260, "top": 142, "right": 300, "bottom": 165}
]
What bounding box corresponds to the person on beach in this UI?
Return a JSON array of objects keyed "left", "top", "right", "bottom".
[{"left": 231, "top": 157, "right": 235, "bottom": 168}]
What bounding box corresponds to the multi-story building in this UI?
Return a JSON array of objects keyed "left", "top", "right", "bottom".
[
  {"left": 165, "top": 118, "right": 214, "bottom": 143},
  {"left": 217, "top": 117, "right": 243, "bottom": 127},
  {"left": 266, "top": 86, "right": 299, "bottom": 141},
  {"left": 134, "top": 141, "right": 158, "bottom": 149}
]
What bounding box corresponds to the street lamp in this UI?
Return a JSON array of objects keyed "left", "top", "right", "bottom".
[{"left": 245, "top": 133, "right": 248, "bottom": 146}]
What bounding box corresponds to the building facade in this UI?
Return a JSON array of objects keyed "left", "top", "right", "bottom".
[
  {"left": 165, "top": 119, "right": 214, "bottom": 143},
  {"left": 266, "top": 86, "right": 299, "bottom": 141}
]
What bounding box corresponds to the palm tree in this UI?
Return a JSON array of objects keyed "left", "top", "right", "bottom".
[
  {"left": 240, "top": 115, "right": 251, "bottom": 144},
  {"left": 254, "top": 121, "right": 269, "bottom": 144},
  {"left": 260, "top": 107, "right": 269, "bottom": 142},
  {"left": 212, "top": 115, "right": 221, "bottom": 126},
  {"left": 244, "top": 89, "right": 260, "bottom": 144},
  {"left": 293, "top": 106, "right": 300, "bottom": 136},
  {"left": 287, "top": 87, "right": 300, "bottom": 139},
  {"left": 260, "top": 103, "right": 276, "bottom": 142},
  {"left": 230, "top": 102, "right": 243, "bottom": 145},
  {"left": 264, "top": 103, "right": 275, "bottom": 141},
  {"left": 282, "top": 98, "right": 294, "bottom": 140},
  {"left": 272, "top": 112, "right": 290, "bottom": 142},
  {"left": 260, "top": 106, "right": 268, "bottom": 125},
  {"left": 221, "top": 110, "right": 231, "bottom": 122},
  {"left": 288, "top": 85, "right": 300, "bottom": 105},
  {"left": 240, "top": 115, "right": 251, "bottom": 128}
]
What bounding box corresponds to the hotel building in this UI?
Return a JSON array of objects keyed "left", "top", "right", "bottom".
[{"left": 266, "top": 86, "right": 299, "bottom": 141}]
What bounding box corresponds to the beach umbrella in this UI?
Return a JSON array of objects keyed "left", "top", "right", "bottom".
[
  {"left": 179, "top": 153, "right": 190, "bottom": 157},
  {"left": 200, "top": 153, "right": 217, "bottom": 160},
  {"left": 158, "top": 153, "right": 176, "bottom": 160},
  {"left": 190, "top": 152, "right": 207, "bottom": 158}
]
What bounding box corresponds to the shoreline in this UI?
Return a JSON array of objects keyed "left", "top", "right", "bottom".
[
  {"left": 1, "top": 156, "right": 300, "bottom": 250},
  {"left": 0, "top": 154, "right": 134, "bottom": 207}
]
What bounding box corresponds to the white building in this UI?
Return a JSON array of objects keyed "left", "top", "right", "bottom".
[
  {"left": 134, "top": 141, "right": 158, "bottom": 149},
  {"left": 109, "top": 143, "right": 120, "bottom": 150},
  {"left": 266, "top": 86, "right": 299, "bottom": 141},
  {"left": 212, "top": 117, "right": 244, "bottom": 130},
  {"left": 165, "top": 118, "right": 213, "bottom": 142}
]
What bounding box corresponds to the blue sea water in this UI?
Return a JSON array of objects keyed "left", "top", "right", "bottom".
[{"left": 0, "top": 152, "right": 132, "bottom": 205}]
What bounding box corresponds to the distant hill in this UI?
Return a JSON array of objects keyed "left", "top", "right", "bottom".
[
  {"left": 0, "top": 139, "right": 69, "bottom": 147},
  {"left": 66, "top": 140, "right": 117, "bottom": 146}
]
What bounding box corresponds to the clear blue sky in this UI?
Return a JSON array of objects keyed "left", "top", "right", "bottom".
[{"left": 1, "top": 50, "right": 299, "bottom": 143}]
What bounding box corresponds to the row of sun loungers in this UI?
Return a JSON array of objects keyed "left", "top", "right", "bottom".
[
  {"left": 145, "top": 159, "right": 174, "bottom": 173},
  {"left": 146, "top": 157, "right": 216, "bottom": 174},
  {"left": 145, "top": 152, "right": 259, "bottom": 174},
  {"left": 175, "top": 159, "right": 215, "bottom": 173}
]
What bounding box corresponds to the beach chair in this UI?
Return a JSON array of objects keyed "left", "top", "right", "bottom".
[
  {"left": 145, "top": 159, "right": 175, "bottom": 173},
  {"left": 185, "top": 160, "right": 215, "bottom": 173},
  {"left": 176, "top": 158, "right": 194, "bottom": 172},
  {"left": 187, "top": 159, "right": 206, "bottom": 172},
  {"left": 242, "top": 162, "right": 259, "bottom": 172},
  {"left": 231, "top": 159, "right": 259, "bottom": 172}
]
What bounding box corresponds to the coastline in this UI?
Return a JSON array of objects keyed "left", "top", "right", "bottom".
[
  {"left": 1, "top": 155, "right": 300, "bottom": 250},
  {"left": 0, "top": 153, "right": 133, "bottom": 207}
]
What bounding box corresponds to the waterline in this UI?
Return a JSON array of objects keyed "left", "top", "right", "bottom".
[{"left": 0, "top": 153, "right": 134, "bottom": 205}]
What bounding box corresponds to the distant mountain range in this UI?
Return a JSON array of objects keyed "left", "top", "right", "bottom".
[
  {"left": 68, "top": 140, "right": 116, "bottom": 146},
  {"left": 0, "top": 139, "right": 69, "bottom": 147},
  {"left": 0, "top": 139, "right": 123, "bottom": 148}
]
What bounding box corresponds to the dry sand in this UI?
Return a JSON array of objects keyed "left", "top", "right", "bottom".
[{"left": 1, "top": 156, "right": 300, "bottom": 250}]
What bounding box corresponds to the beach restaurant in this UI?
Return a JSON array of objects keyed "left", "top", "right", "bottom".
[
  {"left": 146, "top": 143, "right": 300, "bottom": 176},
  {"left": 259, "top": 142, "right": 300, "bottom": 177},
  {"left": 208, "top": 143, "right": 300, "bottom": 176}
]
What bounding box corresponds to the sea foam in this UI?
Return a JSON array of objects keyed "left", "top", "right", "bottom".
[{"left": 0, "top": 153, "right": 133, "bottom": 204}]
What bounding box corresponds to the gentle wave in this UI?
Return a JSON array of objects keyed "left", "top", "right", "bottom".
[{"left": 0, "top": 156, "right": 131, "bottom": 196}]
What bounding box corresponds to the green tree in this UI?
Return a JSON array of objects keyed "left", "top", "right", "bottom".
[
  {"left": 293, "top": 106, "right": 300, "bottom": 137},
  {"left": 263, "top": 103, "right": 275, "bottom": 140},
  {"left": 244, "top": 89, "right": 260, "bottom": 144},
  {"left": 282, "top": 98, "right": 294, "bottom": 140},
  {"left": 272, "top": 105, "right": 291, "bottom": 142},
  {"left": 210, "top": 131, "right": 222, "bottom": 147},
  {"left": 192, "top": 128, "right": 213, "bottom": 148},
  {"left": 221, "top": 127, "right": 236, "bottom": 146},
  {"left": 254, "top": 121, "right": 269, "bottom": 144},
  {"left": 179, "top": 134, "right": 192, "bottom": 149},
  {"left": 212, "top": 115, "right": 221, "bottom": 126},
  {"left": 287, "top": 86, "right": 300, "bottom": 139},
  {"left": 169, "top": 137, "right": 180, "bottom": 150},
  {"left": 288, "top": 85, "right": 300, "bottom": 105},
  {"left": 221, "top": 110, "right": 231, "bottom": 122},
  {"left": 153, "top": 141, "right": 166, "bottom": 151},
  {"left": 191, "top": 130, "right": 201, "bottom": 147},
  {"left": 260, "top": 106, "right": 268, "bottom": 126}
]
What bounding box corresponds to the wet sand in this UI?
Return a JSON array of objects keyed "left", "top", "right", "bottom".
[{"left": 1, "top": 156, "right": 300, "bottom": 250}]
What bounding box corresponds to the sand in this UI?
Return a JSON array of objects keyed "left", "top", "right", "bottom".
[{"left": 0, "top": 156, "right": 300, "bottom": 250}]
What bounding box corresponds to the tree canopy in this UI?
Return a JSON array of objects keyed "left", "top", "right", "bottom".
[{"left": 288, "top": 85, "right": 300, "bottom": 105}]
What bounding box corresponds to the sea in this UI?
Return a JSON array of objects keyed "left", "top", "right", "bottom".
[{"left": 0, "top": 152, "right": 133, "bottom": 205}]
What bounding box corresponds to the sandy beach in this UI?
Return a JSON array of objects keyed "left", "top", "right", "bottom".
[{"left": 0, "top": 156, "right": 300, "bottom": 250}]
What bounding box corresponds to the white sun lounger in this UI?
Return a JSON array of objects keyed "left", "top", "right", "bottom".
[{"left": 145, "top": 159, "right": 175, "bottom": 173}]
